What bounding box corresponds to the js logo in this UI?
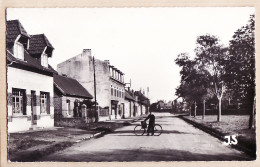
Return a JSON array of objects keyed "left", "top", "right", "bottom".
[{"left": 223, "top": 135, "right": 238, "bottom": 145}]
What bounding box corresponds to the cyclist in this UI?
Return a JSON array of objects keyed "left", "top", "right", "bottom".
[{"left": 144, "top": 110, "right": 155, "bottom": 136}]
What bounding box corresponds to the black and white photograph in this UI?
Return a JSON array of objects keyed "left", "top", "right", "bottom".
[{"left": 5, "top": 7, "right": 256, "bottom": 162}]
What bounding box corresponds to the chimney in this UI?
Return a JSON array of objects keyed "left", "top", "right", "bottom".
[
  {"left": 104, "top": 60, "right": 110, "bottom": 65},
  {"left": 83, "top": 49, "right": 91, "bottom": 57},
  {"left": 147, "top": 87, "right": 149, "bottom": 98}
]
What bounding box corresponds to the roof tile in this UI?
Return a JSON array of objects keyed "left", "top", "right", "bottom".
[
  {"left": 6, "top": 20, "right": 30, "bottom": 44},
  {"left": 28, "top": 34, "right": 54, "bottom": 56},
  {"left": 54, "top": 74, "right": 93, "bottom": 99}
]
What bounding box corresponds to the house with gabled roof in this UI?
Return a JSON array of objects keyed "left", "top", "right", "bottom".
[
  {"left": 6, "top": 20, "right": 56, "bottom": 132},
  {"left": 124, "top": 89, "right": 136, "bottom": 118},
  {"left": 53, "top": 74, "right": 93, "bottom": 118},
  {"left": 134, "top": 90, "right": 150, "bottom": 115}
]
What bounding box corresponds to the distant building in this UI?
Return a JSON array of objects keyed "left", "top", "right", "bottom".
[
  {"left": 57, "top": 49, "right": 125, "bottom": 120},
  {"left": 53, "top": 74, "right": 93, "bottom": 118},
  {"left": 165, "top": 101, "right": 173, "bottom": 109},
  {"left": 157, "top": 100, "right": 165, "bottom": 110},
  {"left": 134, "top": 90, "right": 150, "bottom": 115},
  {"left": 124, "top": 89, "right": 136, "bottom": 118},
  {"left": 156, "top": 100, "right": 173, "bottom": 111},
  {"left": 6, "top": 20, "right": 56, "bottom": 132}
]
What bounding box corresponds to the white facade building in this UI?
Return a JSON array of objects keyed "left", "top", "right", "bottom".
[{"left": 7, "top": 20, "right": 56, "bottom": 132}]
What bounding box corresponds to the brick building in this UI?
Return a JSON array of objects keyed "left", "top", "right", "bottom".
[
  {"left": 53, "top": 74, "right": 93, "bottom": 118},
  {"left": 6, "top": 20, "right": 56, "bottom": 132},
  {"left": 57, "top": 49, "right": 125, "bottom": 120}
]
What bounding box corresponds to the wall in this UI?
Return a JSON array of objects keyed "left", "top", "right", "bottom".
[
  {"left": 57, "top": 50, "right": 110, "bottom": 108},
  {"left": 57, "top": 49, "right": 126, "bottom": 120},
  {"left": 7, "top": 67, "right": 54, "bottom": 133},
  {"left": 109, "top": 79, "right": 125, "bottom": 120},
  {"left": 61, "top": 96, "right": 86, "bottom": 118},
  {"left": 124, "top": 100, "right": 135, "bottom": 118},
  {"left": 124, "top": 100, "right": 130, "bottom": 118}
]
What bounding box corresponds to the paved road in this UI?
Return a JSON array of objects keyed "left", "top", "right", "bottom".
[{"left": 40, "top": 113, "right": 252, "bottom": 161}]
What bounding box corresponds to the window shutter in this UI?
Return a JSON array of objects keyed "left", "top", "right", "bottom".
[
  {"left": 33, "top": 93, "right": 37, "bottom": 106},
  {"left": 23, "top": 90, "right": 27, "bottom": 115},
  {"left": 47, "top": 93, "right": 50, "bottom": 114}
]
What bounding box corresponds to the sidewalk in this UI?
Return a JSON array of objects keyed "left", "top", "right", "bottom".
[
  {"left": 179, "top": 115, "right": 256, "bottom": 159},
  {"left": 8, "top": 115, "right": 146, "bottom": 162}
]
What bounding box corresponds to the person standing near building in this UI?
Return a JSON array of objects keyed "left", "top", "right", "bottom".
[
  {"left": 73, "top": 99, "right": 79, "bottom": 117},
  {"left": 144, "top": 111, "right": 155, "bottom": 136}
]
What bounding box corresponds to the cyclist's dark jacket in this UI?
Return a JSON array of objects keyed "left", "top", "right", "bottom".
[{"left": 145, "top": 114, "right": 155, "bottom": 125}]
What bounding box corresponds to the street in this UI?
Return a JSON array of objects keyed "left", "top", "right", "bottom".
[{"left": 40, "top": 112, "right": 251, "bottom": 161}]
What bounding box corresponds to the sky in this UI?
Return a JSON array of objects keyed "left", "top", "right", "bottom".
[{"left": 7, "top": 8, "right": 254, "bottom": 103}]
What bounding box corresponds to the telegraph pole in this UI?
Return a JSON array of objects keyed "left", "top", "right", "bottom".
[{"left": 93, "top": 56, "right": 97, "bottom": 121}]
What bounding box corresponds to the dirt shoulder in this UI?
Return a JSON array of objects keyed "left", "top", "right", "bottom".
[
  {"left": 8, "top": 115, "right": 146, "bottom": 162},
  {"left": 179, "top": 115, "right": 256, "bottom": 159}
]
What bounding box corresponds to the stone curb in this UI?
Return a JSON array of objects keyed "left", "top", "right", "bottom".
[
  {"left": 178, "top": 115, "right": 256, "bottom": 158},
  {"left": 10, "top": 116, "right": 147, "bottom": 161},
  {"left": 74, "top": 117, "right": 143, "bottom": 143},
  {"left": 179, "top": 115, "right": 226, "bottom": 140},
  {"left": 75, "top": 131, "right": 106, "bottom": 143}
]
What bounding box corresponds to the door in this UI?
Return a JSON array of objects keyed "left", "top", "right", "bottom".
[
  {"left": 31, "top": 91, "right": 37, "bottom": 125},
  {"left": 115, "top": 107, "right": 117, "bottom": 119},
  {"left": 121, "top": 103, "right": 125, "bottom": 118}
]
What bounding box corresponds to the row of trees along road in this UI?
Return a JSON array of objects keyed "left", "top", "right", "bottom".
[{"left": 175, "top": 15, "right": 255, "bottom": 129}]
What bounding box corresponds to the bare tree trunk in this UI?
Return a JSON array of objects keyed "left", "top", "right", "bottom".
[
  {"left": 253, "top": 97, "right": 256, "bottom": 128},
  {"left": 194, "top": 101, "right": 197, "bottom": 118},
  {"left": 249, "top": 96, "right": 256, "bottom": 129},
  {"left": 217, "top": 84, "right": 224, "bottom": 122},
  {"left": 189, "top": 105, "right": 192, "bottom": 118},
  {"left": 202, "top": 100, "right": 205, "bottom": 120},
  {"left": 217, "top": 98, "right": 222, "bottom": 122}
]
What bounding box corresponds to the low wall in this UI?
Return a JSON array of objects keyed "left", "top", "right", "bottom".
[{"left": 55, "top": 117, "right": 85, "bottom": 127}]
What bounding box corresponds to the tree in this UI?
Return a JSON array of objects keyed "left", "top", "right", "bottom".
[
  {"left": 175, "top": 53, "right": 209, "bottom": 117},
  {"left": 195, "top": 34, "right": 228, "bottom": 121},
  {"left": 225, "top": 14, "right": 255, "bottom": 128}
]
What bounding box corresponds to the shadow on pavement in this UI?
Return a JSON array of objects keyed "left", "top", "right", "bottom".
[
  {"left": 38, "top": 148, "right": 254, "bottom": 162},
  {"left": 109, "top": 130, "right": 200, "bottom": 136}
]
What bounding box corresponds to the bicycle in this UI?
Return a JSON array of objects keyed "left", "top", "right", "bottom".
[{"left": 134, "top": 121, "right": 162, "bottom": 136}]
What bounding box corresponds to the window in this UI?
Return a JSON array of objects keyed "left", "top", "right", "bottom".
[
  {"left": 114, "top": 87, "right": 116, "bottom": 96},
  {"left": 111, "top": 86, "right": 113, "bottom": 96},
  {"left": 40, "top": 92, "right": 50, "bottom": 114},
  {"left": 66, "top": 99, "right": 71, "bottom": 116},
  {"left": 12, "top": 88, "right": 26, "bottom": 115},
  {"left": 14, "top": 42, "right": 24, "bottom": 60},
  {"left": 110, "top": 68, "right": 113, "bottom": 77},
  {"left": 41, "top": 53, "right": 48, "bottom": 67}
]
